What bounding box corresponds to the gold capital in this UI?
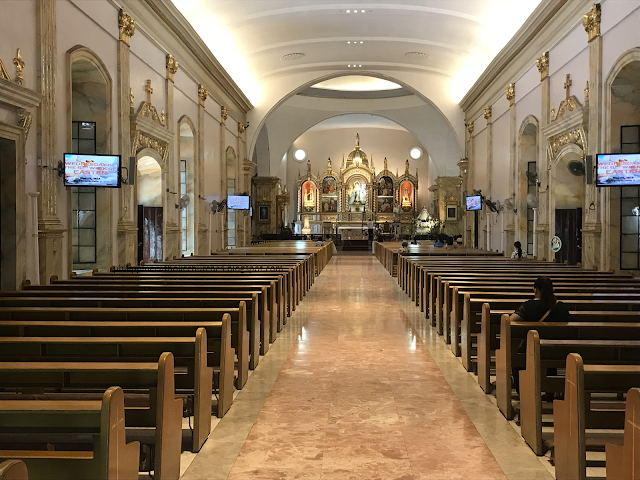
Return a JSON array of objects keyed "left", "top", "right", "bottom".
[
  {"left": 584, "top": 81, "right": 590, "bottom": 103},
  {"left": 130, "top": 88, "right": 134, "bottom": 111},
  {"left": 238, "top": 122, "right": 245, "bottom": 135},
  {"left": 13, "top": 49, "right": 24, "bottom": 86},
  {"left": 118, "top": 9, "right": 136, "bottom": 45},
  {"left": 582, "top": 4, "right": 601, "bottom": 42},
  {"left": 467, "top": 122, "right": 474, "bottom": 136},
  {"left": 536, "top": 52, "right": 549, "bottom": 81},
  {"left": 166, "top": 54, "right": 179, "bottom": 81},
  {"left": 198, "top": 84, "right": 208, "bottom": 106},
  {"left": 505, "top": 83, "right": 515, "bottom": 107},
  {"left": 484, "top": 106, "right": 492, "bottom": 124},
  {"left": 221, "top": 106, "right": 228, "bottom": 124}
]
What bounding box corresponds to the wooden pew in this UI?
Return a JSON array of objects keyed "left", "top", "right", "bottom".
[
  {"left": 514, "top": 328, "right": 640, "bottom": 455},
  {"left": 554, "top": 354, "right": 640, "bottom": 480},
  {"left": 0, "top": 316, "right": 235, "bottom": 419},
  {"left": 0, "top": 387, "right": 139, "bottom": 480},
  {"left": 0, "top": 305, "right": 250, "bottom": 391},
  {"left": 605, "top": 387, "right": 640, "bottom": 480},
  {"left": 0, "top": 295, "right": 262, "bottom": 370},
  {"left": 0, "top": 460, "right": 28, "bottom": 480},
  {"left": 0, "top": 353, "right": 182, "bottom": 480},
  {"left": 478, "top": 307, "right": 640, "bottom": 393},
  {"left": 0, "top": 328, "right": 212, "bottom": 452}
]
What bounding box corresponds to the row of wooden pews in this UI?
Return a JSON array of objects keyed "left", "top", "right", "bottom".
[
  {"left": 385, "top": 250, "right": 640, "bottom": 480},
  {"left": 0, "top": 241, "right": 332, "bottom": 480}
]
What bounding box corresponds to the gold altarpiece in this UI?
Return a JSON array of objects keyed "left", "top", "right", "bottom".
[{"left": 297, "top": 135, "right": 418, "bottom": 236}]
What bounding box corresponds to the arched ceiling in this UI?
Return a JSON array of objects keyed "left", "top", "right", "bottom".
[{"left": 171, "top": 0, "right": 542, "bottom": 106}]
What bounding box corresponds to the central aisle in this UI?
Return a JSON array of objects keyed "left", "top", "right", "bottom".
[{"left": 225, "top": 255, "right": 506, "bottom": 480}]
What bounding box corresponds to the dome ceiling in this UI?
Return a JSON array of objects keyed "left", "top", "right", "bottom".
[{"left": 170, "top": 0, "right": 543, "bottom": 106}]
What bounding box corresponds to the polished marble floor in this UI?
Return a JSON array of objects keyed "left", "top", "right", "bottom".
[{"left": 181, "top": 255, "right": 553, "bottom": 480}]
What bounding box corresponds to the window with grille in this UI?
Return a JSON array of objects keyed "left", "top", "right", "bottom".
[
  {"left": 620, "top": 126, "right": 640, "bottom": 270},
  {"left": 180, "top": 159, "right": 187, "bottom": 251},
  {"left": 71, "top": 121, "right": 97, "bottom": 264},
  {"left": 227, "top": 178, "right": 236, "bottom": 248},
  {"left": 621, "top": 125, "right": 640, "bottom": 153},
  {"left": 526, "top": 161, "right": 536, "bottom": 256}
]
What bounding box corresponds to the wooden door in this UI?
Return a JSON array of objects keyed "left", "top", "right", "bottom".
[
  {"left": 137, "top": 205, "right": 163, "bottom": 264},
  {"left": 554, "top": 208, "right": 582, "bottom": 265}
]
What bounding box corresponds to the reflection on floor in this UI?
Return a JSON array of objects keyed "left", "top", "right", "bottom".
[{"left": 181, "top": 255, "right": 554, "bottom": 480}]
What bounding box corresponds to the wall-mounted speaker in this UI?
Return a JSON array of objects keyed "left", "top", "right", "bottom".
[
  {"left": 585, "top": 155, "right": 593, "bottom": 185},
  {"left": 127, "top": 156, "right": 136, "bottom": 185}
]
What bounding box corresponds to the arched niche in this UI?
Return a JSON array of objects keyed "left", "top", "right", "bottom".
[
  {"left": 549, "top": 144, "right": 585, "bottom": 264},
  {"left": 225, "top": 146, "right": 237, "bottom": 247},
  {"left": 604, "top": 48, "right": 640, "bottom": 271},
  {"left": 136, "top": 148, "right": 164, "bottom": 263},
  {"left": 66, "top": 46, "right": 113, "bottom": 272},
  {"left": 178, "top": 116, "right": 196, "bottom": 254},
  {"left": 517, "top": 116, "right": 539, "bottom": 255}
]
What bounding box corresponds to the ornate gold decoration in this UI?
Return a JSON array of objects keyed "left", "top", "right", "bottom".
[
  {"left": 198, "top": 84, "right": 208, "bottom": 106},
  {"left": 506, "top": 83, "right": 515, "bottom": 106},
  {"left": 307, "top": 158, "right": 311, "bottom": 173},
  {"left": 484, "top": 106, "right": 492, "bottom": 124},
  {"left": 132, "top": 130, "right": 168, "bottom": 162},
  {"left": 327, "top": 157, "right": 332, "bottom": 171},
  {"left": 13, "top": 49, "right": 24, "bottom": 86},
  {"left": 17, "top": 108, "right": 32, "bottom": 139},
  {"left": 467, "top": 123, "right": 474, "bottom": 135},
  {"left": 582, "top": 4, "right": 601, "bottom": 42},
  {"left": 137, "top": 80, "right": 165, "bottom": 126},
  {"left": 551, "top": 103, "right": 556, "bottom": 119},
  {"left": 130, "top": 88, "right": 134, "bottom": 110},
  {"left": 238, "top": 122, "right": 245, "bottom": 136},
  {"left": 166, "top": 54, "right": 179, "bottom": 81},
  {"left": 405, "top": 158, "right": 410, "bottom": 173},
  {"left": 549, "top": 128, "right": 587, "bottom": 158},
  {"left": 0, "top": 58, "right": 10, "bottom": 81},
  {"left": 584, "top": 81, "right": 589, "bottom": 103},
  {"left": 346, "top": 133, "right": 368, "bottom": 166},
  {"left": 221, "top": 106, "right": 228, "bottom": 124},
  {"left": 536, "top": 52, "right": 549, "bottom": 80},
  {"left": 161, "top": 109, "right": 166, "bottom": 125},
  {"left": 384, "top": 157, "right": 388, "bottom": 171},
  {"left": 553, "top": 74, "right": 581, "bottom": 121},
  {"left": 118, "top": 9, "right": 136, "bottom": 46}
]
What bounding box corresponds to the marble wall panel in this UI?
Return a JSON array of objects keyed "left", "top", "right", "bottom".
[
  {"left": 0, "top": 0, "right": 37, "bottom": 91},
  {"left": 516, "top": 84, "right": 542, "bottom": 132},
  {"left": 550, "top": 48, "right": 589, "bottom": 112},
  {"left": 472, "top": 128, "right": 487, "bottom": 192},
  {"left": 516, "top": 65, "right": 541, "bottom": 105},
  {"left": 491, "top": 114, "right": 510, "bottom": 201},
  {"left": 130, "top": 55, "right": 165, "bottom": 112},
  {"left": 603, "top": 6, "right": 640, "bottom": 80},
  {"left": 203, "top": 110, "right": 221, "bottom": 197}
]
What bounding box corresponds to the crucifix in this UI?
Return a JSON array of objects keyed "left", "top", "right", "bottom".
[
  {"left": 145, "top": 80, "right": 153, "bottom": 105},
  {"left": 564, "top": 74, "right": 572, "bottom": 101}
]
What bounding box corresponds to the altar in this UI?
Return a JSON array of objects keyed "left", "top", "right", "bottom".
[{"left": 297, "top": 134, "right": 418, "bottom": 236}]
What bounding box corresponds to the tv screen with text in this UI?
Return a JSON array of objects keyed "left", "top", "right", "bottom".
[
  {"left": 597, "top": 154, "right": 640, "bottom": 186},
  {"left": 227, "top": 195, "right": 250, "bottom": 210},
  {"left": 64, "top": 154, "right": 121, "bottom": 187},
  {"left": 466, "top": 195, "right": 482, "bottom": 211}
]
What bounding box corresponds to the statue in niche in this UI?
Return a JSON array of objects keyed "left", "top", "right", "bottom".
[
  {"left": 348, "top": 180, "right": 367, "bottom": 212},
  {"left": 402, "top": 185, "right": 411, "bottom": 207}
]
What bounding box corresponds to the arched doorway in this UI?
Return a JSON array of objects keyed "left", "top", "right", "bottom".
[
  {"left": 550, "top": 146, "right": 585, "bottom": 265},
  {"left": 67, "top": 48, "right": 112, "bottom": 272},
  {"left": 518, "top": 118, "right": 539, "bottom": 256},
  {"left": 136, "top": 153, "right": 163, "bottom": 263}
]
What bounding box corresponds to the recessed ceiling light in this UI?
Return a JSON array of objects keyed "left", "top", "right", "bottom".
[
  {"left": 361, "top": 10, "right": 365, "bottom": 12},
  {"left": 280, "top": 53, "right": 305, "bottom": 61},
  {"left": 347, "top": 41, "right": 351, "bottom": 44},
  {"left": 346, "top": 9, "right": 350, "bottom": 12},
  {"left": 405, "top": 52, "right": 431, "bottom": 60},
  {"left": 359, "top": 65, "right": 362, "bottom": 67},
  {"left": 360, "top": 41, "right": 363, "bottom": 44}
]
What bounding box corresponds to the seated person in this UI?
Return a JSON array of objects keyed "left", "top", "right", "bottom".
[
  {"left": 510, "top": 276, "right": 570, "bottom": 396},
  {"left": 511, "top": 241, "right": 527, "bottom": 258},
  {"left": 434, "top": 235, "right": 445, "bottom": 247}
]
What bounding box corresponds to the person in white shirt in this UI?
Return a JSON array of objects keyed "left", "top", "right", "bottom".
[{"left": 511, "top": 241, "right": 527, "bottom": 258}]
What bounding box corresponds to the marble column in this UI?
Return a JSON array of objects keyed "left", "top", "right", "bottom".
[
  {"left": 165, "top": 54, "right": 180, "bottom": 259},
  {"left": 115, "top": 9, "right": 137, "bottom": 266},
  {"left": 29, "top": 192, "right": 40, "bottom": 285},
  {"left": 505, "top": 84, "right": 517, "bottom": 256},
  {"left": 236, "top": 123, "right": 245, "bottom": 246},
  {"left": 220, "top": 106, "right": 228, "bottom": 249},
  {"left": 583, "top": 4, "right": 603, "bottom": 270},
  {"left": 536, "top": 52, "right": 551, "bottom": 261},
  {"left": 196, "top": 84, "right": 208, "bottom": 254},
  {"left": 243, "top": 159, "right": 257, "bottom": 243},
  {"left": 36, "top": 0, "right": 65, "bottom": 284},
  {"left": 465, "top": 123, "right": 474, "bottom": 246},
  {"left": 484, "top": 107, "right": 492, "bottom": 250}
]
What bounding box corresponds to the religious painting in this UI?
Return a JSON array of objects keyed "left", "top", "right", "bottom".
[
  {"left": 259, "top": 205, "right": 270, "bottom": 221},
  {"left": 378, "top": 197, "right": 393, "bottom": 213},
  {"left": 447, "top": 205, "right": 457, "bottom": 220},
  {"left": 378, "top": 176, "right": 393, "bottom": 197},
  {"left": 302, "top": 181, "right": 316, "bottom": 208},
  {"left": 321, "top": 198, "right": 337, "bottom": 212},
  {"left": 348, "top": 178, "right": 367, "bottom": 212},
  {"left": 322, "top": 176, "right": 337, "bottom": 195},
  {"left": 400, "top": 181, "right": 414, "bottom": 210}
]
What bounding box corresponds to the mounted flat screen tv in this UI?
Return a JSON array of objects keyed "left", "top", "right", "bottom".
[
  {"left": 227, "top": 195, "right": 250, "bottom": 210},
  {"left": 64, "top": 153, "right": 121, "bottom": 187},
  {"left": 466, "top": 195, "right": 482, "bottom": 211},
  {"left": 596, "top": 153, "right": 640, "bottom": 186}
]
